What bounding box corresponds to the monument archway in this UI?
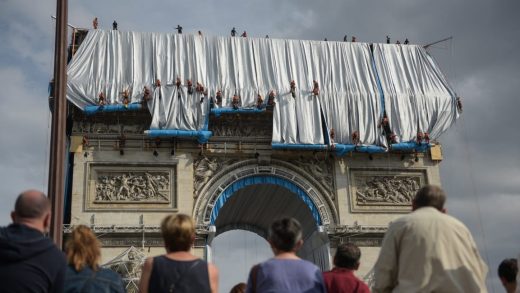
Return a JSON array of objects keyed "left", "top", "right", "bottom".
[{"left": 193, "top": 159, "right": 338, "bottom": 270}]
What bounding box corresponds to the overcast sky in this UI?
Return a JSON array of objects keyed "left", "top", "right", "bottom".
[{"left": 1, "top": 0, "right": 519, "bottom": 292}]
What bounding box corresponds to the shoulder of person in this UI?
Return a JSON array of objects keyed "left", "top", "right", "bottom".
[{"left": 98, "top": 267, "right": 123, "bottom": 279}]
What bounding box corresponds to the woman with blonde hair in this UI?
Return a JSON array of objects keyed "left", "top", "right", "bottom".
[
  {"left": 64, "top": 225, "right": 125, "bottom": 293},
  {"left": 139, "top": 213, "right": 219, "bottom": 293}
]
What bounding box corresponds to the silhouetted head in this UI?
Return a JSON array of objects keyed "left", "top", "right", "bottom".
[
  {"left": 268, "top": 217, "right": 303, "bottom": 253},
  {"left": 498, "top": 258, "right": 517, "bottom": 289},
  {"left": 161, "top": 214, "right": 195, "bottom": 252},
  {"left": 66, "top": 225, "right": 101, "bottom": 271},
  {"left": 229, "top": 282, "right": 246, "bottom": 293},
  {"left": 412, "top": 185, "right": 446, "bottom": 212},
  {"left": 11, "top": 190, "right": 51, "bottom": 232},
  {"left": 334, "top": 242, "right": 361, "bottom": 270}
]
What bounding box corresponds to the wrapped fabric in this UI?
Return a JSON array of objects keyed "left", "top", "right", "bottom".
[
  {"left": 67, "top": 30, "right": 459, "bottom": 146},
  {"left": 373, "top": 44, "right": 459, "bottom": 142}
]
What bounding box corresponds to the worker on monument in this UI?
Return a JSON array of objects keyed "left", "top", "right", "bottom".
[
  {"left": 216, "top": 90, "right": 223, "bottom": 107},
  {"left": 121, "top": 89, "right": 130, "bottom": 107},
  {"left": 456, "top": 97, "right": 463, "bottom": 112},
  {"left": 176, "top": 25, "right": 183, "bottom": 34},
  {"left": 142, "top": 86, "right": 151, "bottom": 104},
  {"left": 344, "top": 35, "right": 348, "bottom": 42},
  {"left": 389, "top": 133, "right": 398, "bottom": 144},
  {"left": 352, "top": 131, "right": 360, "bottom": 145},
  {"left": 256, "top": 94, "right": 264, "bottom": 109},
  {"left": 416, "top": 131, "right": 424, "bottom": 144},
  {"left": 241, "top": 31, "right": 247, "bottom": 38},
  {"left": 98, "top": 92, "right": 106, "bottom": 106},
  {"left": 396, "top": 40, "right": 401, "bottom": 44},
  {"left": 187, "top": 80, "right": 193, "bottom": 95},
  {"left": 112, "top": 21, "right": 118, "bottom": 30},
  {"left": 386, "top": 36, "right": 391, "bottom": 44},
  {"left": 232, "top": 94, "right": 241, "bottom": 110},
  {"left": 267, "top": 90, "right": 276, "bottom": 107},
  {"left": 404, "top": 38, "right": 409, "bottom": 44},
  {"left": 290, "top": 80, "right": 296, "bottom": 98},
  {"left": 92, "top": 17, "right": 98, "bottom": 29},
  {"left": 351, "top": 36, "right": 356, "bottom": 42},
  {"left": 231, "top": 27, "right": 237, "bottom": 37},
  {"left": 312, "top": 80, "right": 320, "bottom": 96},
  {"left": 330, "top": 128, "right": 336, "bottom": 148},
  {"left": 196, "top": 82, "right": 205, "bottom": 94},
  {"left": 201, "top": 89, "right": 208, "bottom": 104}
]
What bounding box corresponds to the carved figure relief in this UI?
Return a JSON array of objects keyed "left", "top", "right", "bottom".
[
  {"left": 193, "top": 156, "right": 237, "bottom": 197},
  {"left": 355, "top": 175, "right": 420, "bottom": 205},
  {"left": 210, "top": 115, "right": 271, "bottom": 137},
  {"left": 95, "top": 172, "right": 170, "bottom": 202},
  {"left": 72, "top": 121, "right": 146, "bottom": 135},
  {"left": 293, "top": 158, "right": 334, "bottom": 198},
  {"left": 211, "top": 125, "right": 270, "bottom": 137}
]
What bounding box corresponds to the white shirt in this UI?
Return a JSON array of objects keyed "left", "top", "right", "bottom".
[{"left": 373, "top": 207, "right": 488, "bottom": 293}]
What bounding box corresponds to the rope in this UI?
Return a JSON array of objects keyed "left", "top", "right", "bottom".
[{"left": 454, "top": 119, "right": 495, "bottom": 293}]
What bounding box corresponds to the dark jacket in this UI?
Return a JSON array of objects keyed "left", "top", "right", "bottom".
[
  {"left": 0, "top": 223, "right": 67, "bottom": 293},
  {"left": 64, "top": 265, "right": 125, "bottom": 293}
]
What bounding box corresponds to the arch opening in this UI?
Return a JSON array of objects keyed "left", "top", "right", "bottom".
[
  {"left": 210, "top": 175, "right": 322, "bottom": 226},
  {"left": 208, "top": 177, "right": 331, "bottom": 271},
  {"left": 212, "top": 230, "right": 271, "bottom": 293}
]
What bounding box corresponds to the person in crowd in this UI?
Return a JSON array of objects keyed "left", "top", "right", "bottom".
[
  {"left": 230, "top": 282, "right": 246, "bottom": 293},
  {"left": 139, "top": 214, "right": 219, "bottom": 293},
  {"left": 0, "top": 190, "right": 67, "bottom": 292},
  {"left": 64, "top": 225, "right": 125, "bottom": 292},
  {"left": 498, "top": 258, "right": 517, "bottom": 293},
  {"left": 246, "top": 217, "right": 325, "bottom": 293},
  {"left": 373, "top": 185, "right": 488, "bottom": 292},
  {"left": 323, "top": 242, "right": 370, "bottom": 293}
]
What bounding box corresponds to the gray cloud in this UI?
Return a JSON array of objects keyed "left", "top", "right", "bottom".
[{"left": 1, "top": 0, "right": 519, "bottom": 292}]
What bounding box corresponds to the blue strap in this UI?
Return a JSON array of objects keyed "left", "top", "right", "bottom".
[{"left": 210, "top": 175, "right": 322, "bottom": 225}]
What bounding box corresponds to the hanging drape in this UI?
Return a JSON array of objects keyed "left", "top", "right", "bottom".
[{"left": 67, "top": 30, "right": 459, "bottom": 146}]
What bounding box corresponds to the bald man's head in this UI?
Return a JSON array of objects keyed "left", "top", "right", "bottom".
[{"left": 14, "top": 190, "right": 50, "bottom": 220}]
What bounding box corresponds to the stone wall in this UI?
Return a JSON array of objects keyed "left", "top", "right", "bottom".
[{"left": 67, "top": 110, "right": 443, "bottom": 281}]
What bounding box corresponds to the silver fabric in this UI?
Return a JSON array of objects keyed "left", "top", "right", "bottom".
[
  {"left": 67, "top": 30, "right": 459, "bottom": 144},
  {"left": 373, "top": 44, "right": 460, "bottom": 142}
]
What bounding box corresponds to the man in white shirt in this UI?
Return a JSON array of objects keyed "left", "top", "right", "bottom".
[{"left": 373, "top": 185, "right": 488, "bottom": 293}]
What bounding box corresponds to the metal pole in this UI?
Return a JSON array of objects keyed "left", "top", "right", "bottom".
[
  {"left": 48, "top": 0, "right": 68, "bottom": 249},
  {"left": 423, "top": 36, "right": 453, "bottom": 49}
]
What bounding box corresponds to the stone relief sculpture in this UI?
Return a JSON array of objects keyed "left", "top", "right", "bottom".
[
  {"left": 211, "top": 124, "right": 270, "bottom": 137},
  {"left": 355, "top": 176, "right": 420, "bottom": 205},
  {"left": 73, "top": 122, "right": 146, "bottom": 135},
  {"left": 293, "top": 158, "right": 334, "bottom": 198},
  {"left": 210, "top": 115, "right": 271, "bottom": 137},
  {"left": 193, "top": 156, "right": 237, "bottom": 197},
  {"left": 95, "top": 172, "right": 170, "bottom": 202}
]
